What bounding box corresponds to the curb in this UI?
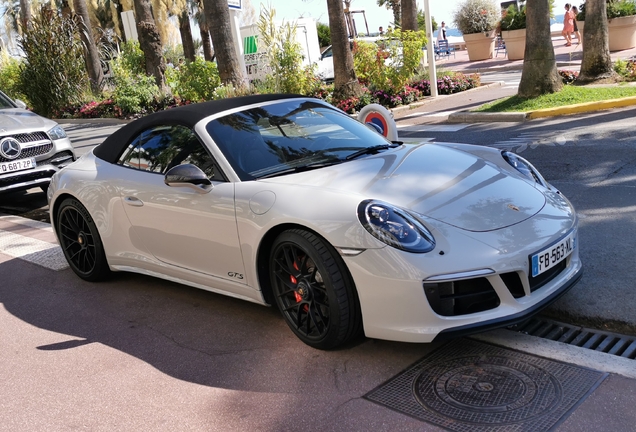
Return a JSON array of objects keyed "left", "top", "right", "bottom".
[
  {"left": 527, "top": 95, "right": 636, "bottom": 119},
  {"left": 448, "top": 95, "right": 636, "bottom": 123},
  {"left": 448, "top": 111, "right": 528, "bottom": 123},
  {"left": 390, "top": 80, "right": 505, "bottom": 116},
  {"left": 55, "top": 118, "right": 130, "bottom": 125}
]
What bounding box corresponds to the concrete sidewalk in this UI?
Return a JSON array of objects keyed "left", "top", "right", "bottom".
[{"left": 435, "top": 36, "right": 636, "bottom": 74}]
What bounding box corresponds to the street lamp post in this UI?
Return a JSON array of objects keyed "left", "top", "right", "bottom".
[{"left": 423, "top": 0, "right": 438, "bottom": 98}]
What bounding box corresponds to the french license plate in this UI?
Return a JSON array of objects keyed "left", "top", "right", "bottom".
[
  {"left": 0, "top": 157, "right": 36, "bottom": 174},
  {"left": 531, "top": 232, "right": 575, "bottom": 277}
]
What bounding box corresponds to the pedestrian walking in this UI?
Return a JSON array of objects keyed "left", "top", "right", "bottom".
[
  {"left": 562, "top": 4, "right": 575, "bottom": 46},
  {"left": 572, "top": 6, "right": 581, "bottom": 43}
]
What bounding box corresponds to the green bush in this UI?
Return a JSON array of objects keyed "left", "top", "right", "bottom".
[
  {"left": 117, "top": 41, "right": 146, "bottom": 75},
  {"left": 111, "top": 60, "right": 159, "bottom": 116},
  {"left": 256, "top": 6, "right": 317, "bottom": 95},
  {"left": 18, "top": 6, "right": 90, "bottom": 117},
  {"left": 166, "top": 58, "right": 221, "bottom": 102},
  {"left": 577, "top": 0, "right": 636, "bottom": 20},
  {"left": 0, "top": 52, "right": 27, "bottom": 103},
  {"left": 353, "top": 29, "right": 427, "bottom": 94},
  {"left": 608, "top": 0, "right": 636, "bottom": 18},
  {"left": 500, "top": 5, "right": 526, "bottom": 30},
  {"left": 316, "top": 22, "right": 331, "bottom": 47}
]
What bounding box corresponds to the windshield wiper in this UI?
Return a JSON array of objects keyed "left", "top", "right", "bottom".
[
  {"left": 255, "top": 160, "right": 343, "bottom": 179},
  {"left": 345, "top": 143, "right": 400, "bottom": 160}
]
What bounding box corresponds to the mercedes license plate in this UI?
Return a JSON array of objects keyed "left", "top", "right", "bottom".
[
  {"left": 531, "top": 232, "right": 575, "bottom": 277},
  {"left": 0, "top": 157, "right": 36, "bottom": 174}
]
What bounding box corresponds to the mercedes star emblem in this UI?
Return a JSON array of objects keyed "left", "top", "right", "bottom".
[{"left": 0, "top": 137, "right": 22, "bottom": 160}]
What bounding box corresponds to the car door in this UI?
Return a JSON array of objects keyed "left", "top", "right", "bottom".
[{"left": 114, "top": 124, "right": 246, "bottom": 283}]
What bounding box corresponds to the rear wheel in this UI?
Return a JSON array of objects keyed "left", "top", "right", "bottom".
[
  {"left": 270, "top": 229, "right": 362, "bottom": 349},
  {"left": 56, "top": 198, "right": 111, "bottom": 281}
]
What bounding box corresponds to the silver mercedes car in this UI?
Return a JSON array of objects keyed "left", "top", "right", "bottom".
[
  {"left": 48, "top": 94, "right": 582, "bottom": 350},
  {"left": 0, "top": 90, "right": 75, "bottom": 194}
]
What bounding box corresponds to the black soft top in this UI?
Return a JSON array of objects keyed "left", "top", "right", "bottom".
[{"left": 93, "top": 93, "right": 304, "bottom": 163}]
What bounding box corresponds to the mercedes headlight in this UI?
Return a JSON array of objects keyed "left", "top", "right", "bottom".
[
  {"left": 357, "top": 200, "right": 435, "bottom": 253},
  {"left": 48, "top": 125, "right": 67, "bottom": 140},
  {"left": 502, "top": 151, "right": 547, "bottom": 187}
]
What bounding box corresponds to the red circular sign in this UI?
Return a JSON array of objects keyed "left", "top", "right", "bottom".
[{"left": 363, "top": 111, "right": 389, "bottom": 137}]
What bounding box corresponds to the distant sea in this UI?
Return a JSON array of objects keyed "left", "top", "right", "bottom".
[{"left": 444, "top": 14, "right": 564, "bottom": 36}]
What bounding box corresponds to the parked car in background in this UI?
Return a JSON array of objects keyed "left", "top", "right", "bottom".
[
  {"left": 48, "top": 94, "right": 582, "bottom": 350},
  {"left": 0, "top": 90, "right": 75, "bottom": 194}
]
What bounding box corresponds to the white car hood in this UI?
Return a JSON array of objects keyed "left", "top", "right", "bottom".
[
  {"left": 0, "top": 108, "right": 56, "bottom": 132},
  {"left": 265, "top": 143, "right": 546, "bottom": 232}
]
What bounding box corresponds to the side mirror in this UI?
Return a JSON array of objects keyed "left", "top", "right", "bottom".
[
  {"left": 164, "top": 164, "right": 212, "bottom": 193},
  {"left": 14, "top": 99, "right": 27, "bottom": 109}
]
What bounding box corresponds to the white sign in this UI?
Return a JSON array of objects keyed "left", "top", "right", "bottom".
[{"left": 228, "top": 0, "right": 241, "bottom": 9}]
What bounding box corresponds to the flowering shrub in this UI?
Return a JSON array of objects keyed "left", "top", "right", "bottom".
[
  {"left": 452, "top": 0, "right": 500, "bottom": 35},
  {"left": 613, "top": 59, "right": 636, "bottom": 80},
  {"left": 559, "top": 70, "right": 579, "bottom": 84}
]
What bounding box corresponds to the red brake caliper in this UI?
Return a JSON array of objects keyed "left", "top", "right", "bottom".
[
  {"left": 291, "top": 261, "right": 302, "bottom": 303},
  {"left": 291, "top": 261, "right": 308, "bottom": 311}
]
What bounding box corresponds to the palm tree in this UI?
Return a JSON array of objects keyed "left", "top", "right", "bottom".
[
  {"left": 518, "top": 0, "right": 562, "bottom": 97},
  {"left": 578, "top": 0, "right": 616, "bottom": 82},
  {"left": 202, "top": 0, "right": 243, "bottom": 87},
  {"left": 190, "top": 0, "right": 214, "bottom": 61},
  {"left": 401, "top": 0, "right": 417, "bottom": 31},
  {"left": 178, "top": 10, "right": 195, "bottom": 61},
  {"left": 327, "top": 0, "right": 362, "bottom": 101},
  {"left": 73, "top": 0, "right": 105, "bottom": 93},
  {"left": 377, "top": 0, "right": 400, "bottom": 27},
  {"left": 19, "top": 0, "right": 30, "bottom": 29},
  {"left": 133, "top": 0, "right": 167, "bottom": 90}
]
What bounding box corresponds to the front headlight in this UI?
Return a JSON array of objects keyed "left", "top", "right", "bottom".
[
  {"left": 357, "top": 200, "right": 435, "bottom": 253},
  {"left": 502, "top": 151, "right": 547, "bottom": 187},
  {"left": 47, "top": 125, "right": 67, "bottom": 140}
]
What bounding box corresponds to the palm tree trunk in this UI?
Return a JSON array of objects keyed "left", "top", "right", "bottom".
[
  {"left": 202, "top": 0, "right": 243, "bottom": 87},
  {"left": 579, "top": 0, "right": 615, "bottom": 82},
  {"left": 179, "top": 11, "right": 196, "bottom": 62},
  {"left": 19, "top": 0, "right": 31, "bottom": 29},
  {"left": 327, "top": 0, "right": 362, "bottom": 101},
  {"left": 518, "top": 0, "right": 562, "bottom": 98},
  {"left": 73, "top": 0, "right": 105, "bottom": 94},
  {"left": 199, "top": 22, "right": 214, "bottom": 61},
  {"left": 401, "top": 0, "right": 417, "bottom": 31},
  {"left": 133, "top": 0, "right": 166, "bottom": 90}
]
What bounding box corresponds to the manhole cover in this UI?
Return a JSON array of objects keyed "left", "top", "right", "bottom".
[{"left": 365, "top": 339, "right": 607, "bottom": 431}]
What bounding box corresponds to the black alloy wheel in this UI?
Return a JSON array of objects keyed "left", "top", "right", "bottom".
[
  {"left": 270, "top": 229, "right": 361, "bottom": 350},
  {"left": 56, "top": 198, "right": 110, "bottom": 281}
]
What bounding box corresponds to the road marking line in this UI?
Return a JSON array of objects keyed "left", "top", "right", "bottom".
[
  {"left": 398, "top": 124, "right": 470, "bottom": 132},
  {"left": 0, "top": 213, "right": 53, "bottom": 231},
  {"left": 0, "top": 217, "right": 68, "bottom": 271}
]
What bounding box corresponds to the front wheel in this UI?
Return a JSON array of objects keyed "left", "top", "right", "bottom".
[
  {"left": 270, "top": 229, "right": 362, "bottom": 350},
  {"left": 56, "top": 198, "right": 111, "bottom": 281}
]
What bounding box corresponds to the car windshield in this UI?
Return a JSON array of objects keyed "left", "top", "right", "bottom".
[
  {"left": 0, "top": 91, "right": 16, "bottom": 109},
  {"left": 205, "top": 99, "right": 393, "bottom": 180}
]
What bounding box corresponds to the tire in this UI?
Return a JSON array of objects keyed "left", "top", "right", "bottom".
[
  {"left": 56, "top": 198, "right": 111, "bottom": 282},
  {"left": 269, "top": 229, "right": 362, "bottom": 349}
]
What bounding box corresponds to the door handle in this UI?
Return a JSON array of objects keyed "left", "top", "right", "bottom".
[{"left": 123, "top": 196, "right": 144, "bottom": 207}]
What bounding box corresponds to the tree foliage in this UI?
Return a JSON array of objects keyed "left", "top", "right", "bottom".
[{"left": 18, "top": 6, "right": 90, "bottom": 116}]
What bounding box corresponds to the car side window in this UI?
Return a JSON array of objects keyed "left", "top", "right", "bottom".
[{"left": 118, "top": 125, "right": 226, "bottom": 181}]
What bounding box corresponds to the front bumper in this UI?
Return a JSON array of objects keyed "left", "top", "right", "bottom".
[{"left": 0, "top": 138, "right": 75, "bottom": 193}]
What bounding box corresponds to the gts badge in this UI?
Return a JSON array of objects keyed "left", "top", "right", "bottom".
[{"left": 228, "top": 272, "right": 244, "bottom": 280}]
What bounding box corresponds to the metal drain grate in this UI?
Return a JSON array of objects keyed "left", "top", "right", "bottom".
[
  {"left": 365, "top": 339, "right": 607, "bottom": 431},
  {"left": 509, "top": 317, "right": 636, "bottom": 359}
]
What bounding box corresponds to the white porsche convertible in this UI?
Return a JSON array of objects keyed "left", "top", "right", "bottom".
[{"left": 49, "top": 94, "right": 582, "bottom": 349}]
